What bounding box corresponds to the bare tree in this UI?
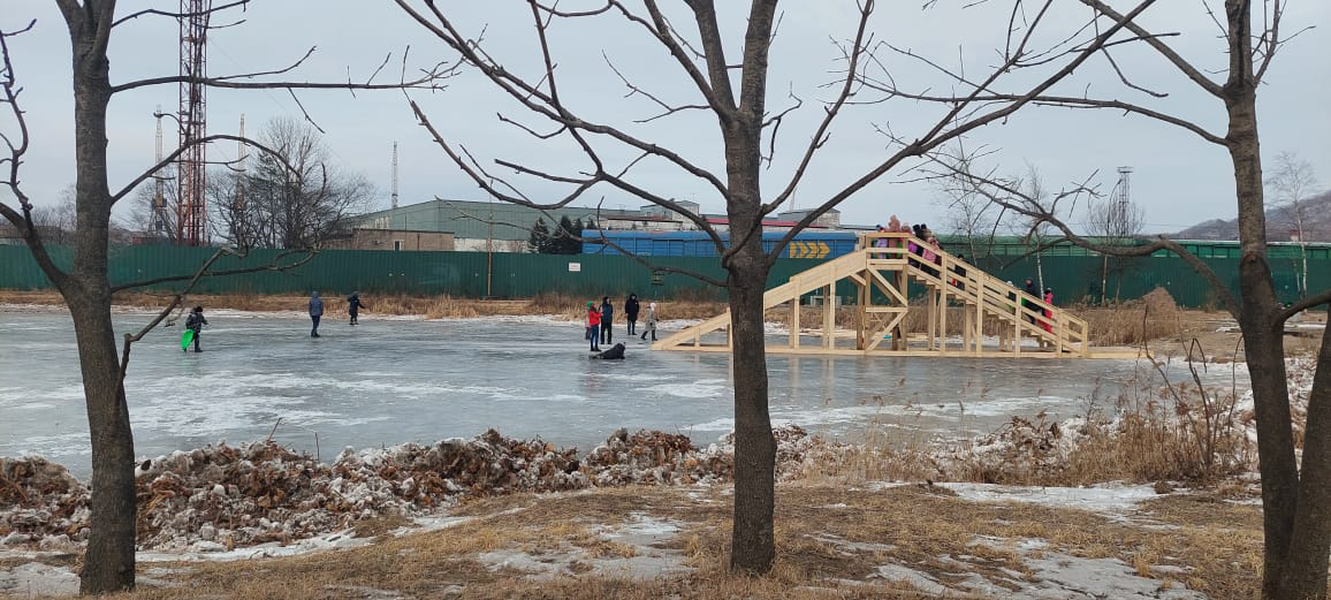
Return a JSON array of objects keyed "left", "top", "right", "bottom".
[
  {"left": 936, "top": 167, "right": 1004, "bottom": 262},
  {"left": 28, "top": 184, "right": 78, "bottom": 245},
  {"left": 1085, "top": 186, "right": 1146, "bottom": 303},
  {"left": 1266, "top": 151, "right": 1318, "bottom": 297},
  {"left": 126, "top": 181, "right": 185, "bottom": 244},
  {"left": 0, "top": 3, "right": 449, "bottom": 593},
  {"left": 219, "top": 117, "right": 375, "bottom": 250},
  {"left": 392, "top": 0, "right": 1159, "bottom": 573},
  {"left": 907, "top": 2, "right": 1331, "bottom": 595}
]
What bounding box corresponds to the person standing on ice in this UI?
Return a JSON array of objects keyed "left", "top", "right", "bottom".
[
  {"left": 586, "top": 301, "right": 602, "bottom": 352},
  {"left": 599, "top": 296, "right": 614, "bottom": 344},
  {"left": 624, "top": 293, "right": 640, "bottom": 336},
  {"left": 347, "top": 291, "right": 366, "bottom": 326},
  {"left": 309, "top": 291, "right": 324, "bottom": 338},
  {"left": 184, "top": 306, "right": 208, "bottom": 353},
  {"left": 640, "top": 302, "right": 658, "bottom": 342}
]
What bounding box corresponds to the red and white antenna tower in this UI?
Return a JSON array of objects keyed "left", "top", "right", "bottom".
[{"left": 176, "top": 0, "right": 211, "bottom": 246}]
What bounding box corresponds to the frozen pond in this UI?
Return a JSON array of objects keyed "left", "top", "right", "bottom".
[{"left": 0, "top": 308, "right": 1240, "bottom": 478}]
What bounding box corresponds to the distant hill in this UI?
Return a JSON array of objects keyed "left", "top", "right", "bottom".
[{"left": 1175, "top": 191, "right": 1331, "bottom": 241}]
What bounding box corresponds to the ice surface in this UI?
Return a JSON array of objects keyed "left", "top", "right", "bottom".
[
  {"left": 0, "top": 562, "right": 79, "bottom": 597},
  {"left": 0, "top": 309, "right": 1240, "bottom": 478},
  {"left": 941, "top": 482, "right": 1160, "bottom": 515}
]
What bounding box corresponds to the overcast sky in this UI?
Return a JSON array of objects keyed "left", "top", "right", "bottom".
[{"left": 3, "top": 1, "right": 1328, "bottom": 234}]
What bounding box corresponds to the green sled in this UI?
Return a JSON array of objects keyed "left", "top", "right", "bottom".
[{"left": 180, "top": 329, "right": 195, "bottom": 351}]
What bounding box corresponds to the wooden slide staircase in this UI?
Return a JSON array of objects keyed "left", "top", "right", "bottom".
[{"left": 653, "top": 232, "right": 1103, "bottom": 358}]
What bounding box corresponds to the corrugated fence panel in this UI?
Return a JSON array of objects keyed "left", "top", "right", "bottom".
[{"left": 3, "top": 244, "right": 1329, "bottom": 308}]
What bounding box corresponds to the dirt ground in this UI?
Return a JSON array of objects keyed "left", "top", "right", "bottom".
[{"left": 0, "top": 482, "right": 1264, "bottom": 600}]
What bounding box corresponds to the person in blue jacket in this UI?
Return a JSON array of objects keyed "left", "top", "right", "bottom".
[
  {"left": 599, "top": 296, "right": 614, "bottom": 344},
  {"left": 309, "top": 291, "right": 324, "bottom": 338}
]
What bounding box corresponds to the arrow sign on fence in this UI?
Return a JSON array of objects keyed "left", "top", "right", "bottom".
[{"left": 788, "top": 241, "right": 829, "bottom": 259}]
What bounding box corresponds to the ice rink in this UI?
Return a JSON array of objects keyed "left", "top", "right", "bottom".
[{"left": 0, "top": 308, "right": 1233, "bottom": 477}]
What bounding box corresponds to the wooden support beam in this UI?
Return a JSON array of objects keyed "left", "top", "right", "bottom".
[
  {"left": 790, "top": 296, "right": 801, "bottom": 349},
  {"left": 657, "top": 236, "right": 1101, "bottom": 360},
  {"left": 823, "top": 283, "right": 835, "bottom": 350}
]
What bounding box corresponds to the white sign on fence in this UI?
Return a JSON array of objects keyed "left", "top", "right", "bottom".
[{"left": 568, "top": 262, "right": 582, "bottom": 273}]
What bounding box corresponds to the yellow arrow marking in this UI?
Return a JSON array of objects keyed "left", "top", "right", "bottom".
[
  {"left": 815, "top": 241, "right": 830, "bottom": 259},
  {"left": 791, "top": 241, "right": 805, "bottom": 258}
]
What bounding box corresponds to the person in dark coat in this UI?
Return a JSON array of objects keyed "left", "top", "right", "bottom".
[
  {"left": 1022, "top": 278, "right": 1039, "bottom": 325},
  {"left": 624, "top": 293, "right": 641, "bottom": 336},
  {"left": 309, "top": 291, "right": 324, "bottom": 338},
  {"left": 599, "top": 296, "right": 614, "bottom": 344},
  {"left": 348, "top": 292, "right": 367, "bottom": 326},
  {"left": 592, "top": 342, "right": 626, "bottom": 360},
  {"left": 183, "top": 306, "right": 208, "bottom": 353}
]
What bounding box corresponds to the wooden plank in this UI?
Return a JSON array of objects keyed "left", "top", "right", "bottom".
[{"left": 823, "top": 283, "right": 836, "bottom": 350}]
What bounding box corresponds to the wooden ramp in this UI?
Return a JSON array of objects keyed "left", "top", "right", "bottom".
[{"left": 654, "top": 232, "right": 1122, "bottom": 359}]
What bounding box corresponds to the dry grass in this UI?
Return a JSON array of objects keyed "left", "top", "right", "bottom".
[
  {"left": 1075, "top": 287, "right": 1186, "bottom": 347},
  {"left": 81, "top": 483, "right": 1262, "bottom": 600}
]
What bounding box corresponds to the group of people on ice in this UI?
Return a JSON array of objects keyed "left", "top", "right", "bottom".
[
  {"left": 307, "top": 291, "right": 366, "bottom": 338},
  {"left": 180, "top": 291, "right": 364, "bottom": 351},
  {"left": 586, "top": 293, "right": 656, "bottom": 356}
]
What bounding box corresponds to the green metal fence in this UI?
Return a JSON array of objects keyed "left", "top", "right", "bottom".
[{"left": 2, "top": 244, "right": 1326, "bottom": 308}]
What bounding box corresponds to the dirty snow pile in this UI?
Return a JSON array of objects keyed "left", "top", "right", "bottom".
[
  {"left": 923, "top": 413, "right": 1092, "bottom": 483},
  {"left": 2, "top": 425, "right": 827, "bottom": 553},
  {"left": 574, "top": 424, "right": 838, "bottom": 486},
  {"left": 1235, "top": 357, "right": 1317, "bottom": 443},
  {"left": 0, "top": 457, "right": 89, "bottom": 549}
]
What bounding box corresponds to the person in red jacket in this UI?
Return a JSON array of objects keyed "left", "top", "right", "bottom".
[
  {"left": 586, "top": 301, "right": 602, "bottom": 352},
  {"left": 1042, "top": 288, "right": 1055, "bottom": 334}
]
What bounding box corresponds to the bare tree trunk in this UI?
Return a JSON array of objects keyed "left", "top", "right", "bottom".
[
  {"left": 1299, "top": 244, "right": 1308, "bottom": 298},
  {"left": 726, "top": 249, "right": 775, "bottom": 573},
  {"left": 1224, "top": 75, "right": 1310, "bottom": 598},
  {"left": 70, "top": 296, "right": 137, "bottom": 594},
  {"left": 1280, "top": 309, "right": 1331, "bottom": 598},
  {"left": 1101, "top": 255, "right": 1109, "bottom": 304},
  {"left": 68, "top": 24, "right": 138, "bottom": 595}
]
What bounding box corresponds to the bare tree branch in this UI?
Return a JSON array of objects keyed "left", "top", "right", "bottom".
[
  {"left": 111, "top": 0, "right": 250, "bottom": 28},
  {"left": 109, "top": 249, "right": 317, "bottom": 294},
  {"left": 926, "top": 150, "right": 1242, "bottom": 317},
  {"left": 108, "top": 134, "right": 290, "bottom": 206},
  {"left": 1077, "top": 0, "right": 1224, "bottom": 97},
  {"left": 764, "top": 0, "right": 1163, "bottom": 266},
  {"left": 1276, "top": 289, "right": 1331, "bottom": 324},
  {"left": 761, "top": 0, "right": 875, "bottom": 216},
  {"left": 110, "top": 48, "right": 455, "bottom": 94},
  {"left": 0, "top": 19, "right": 68, "bottom": 289}
]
